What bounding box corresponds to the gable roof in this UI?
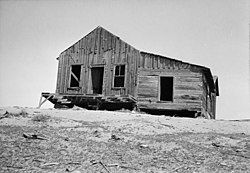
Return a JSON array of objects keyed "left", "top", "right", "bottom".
[{"left": 60, "top": 26, "right": 137, "bottom": 55}]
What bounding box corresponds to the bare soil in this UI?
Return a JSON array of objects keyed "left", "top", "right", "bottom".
[{"left": 0, "top": 106, "right": 249, "bottom": 173}]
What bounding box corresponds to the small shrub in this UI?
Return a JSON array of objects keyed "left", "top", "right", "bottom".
[{"left": 32, "top": 114, "right": 50, "bottom": 123}]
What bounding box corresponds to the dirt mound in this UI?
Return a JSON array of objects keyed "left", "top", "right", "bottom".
[{"left": 0, "top": 107, "right": 249, "bottom": 172}]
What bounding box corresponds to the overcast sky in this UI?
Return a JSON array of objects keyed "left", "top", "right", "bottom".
[{"left": 0, "top": 0, "right": 249, "bottom": 119}]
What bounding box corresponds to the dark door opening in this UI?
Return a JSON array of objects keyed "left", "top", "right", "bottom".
[
  {"left": 91, "top": 67, "right": 104, "bottom": 94},
  {"left": 160, "top": 77, "right": 173, "bottom": 101}
]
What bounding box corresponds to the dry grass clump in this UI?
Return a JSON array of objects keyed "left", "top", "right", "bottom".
[
  {"left": 1, "top": 109, "right": 28, "bottom": 118},
  {"left": 31, "top": 114, "right": 50, "bottom": 123}
]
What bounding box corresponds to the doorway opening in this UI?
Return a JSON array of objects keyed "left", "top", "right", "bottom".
[
  {"left": 160, "top": 76, "right": 173, "bottom": 101},
  {"left": 91, "top": 67, "right": 104, "bottom": 94}
]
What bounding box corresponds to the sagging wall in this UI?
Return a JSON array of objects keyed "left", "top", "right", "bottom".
[
  {"left": 55, "top": 27, "right": 140, "bottom": 97},
  {"left": 137, "top": 53, "right": 204, "bottom": 112}
]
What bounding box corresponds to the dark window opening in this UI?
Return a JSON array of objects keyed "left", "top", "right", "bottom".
[
  {"left": 70, "top": 65, "right": 81, "bottom": 87},
  {"left": 160, "top": 77, "right": 173, "bottom": 101},
  {"left": 114, "top": 65, "right": 125, "bottom": 87}
]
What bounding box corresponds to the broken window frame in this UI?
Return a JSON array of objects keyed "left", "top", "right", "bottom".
[
  {"left": 69, "top": 65, "right": 82, "bottom": 88},
  {"left": 113, "top": 65, "right": 126, "bottom": 88}
]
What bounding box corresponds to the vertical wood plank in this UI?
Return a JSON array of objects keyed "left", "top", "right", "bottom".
[{"left": 56, "top": 56, "right": 61, "bottom": 93}]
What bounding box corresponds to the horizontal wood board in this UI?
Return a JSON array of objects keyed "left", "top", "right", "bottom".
[{"left": 137, "top": 68, "right": 203, "bottom": 111}]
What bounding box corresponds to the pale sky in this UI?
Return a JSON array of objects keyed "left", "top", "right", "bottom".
[{"left": 0, "top": 0, "right": 249, "bottom": 120}]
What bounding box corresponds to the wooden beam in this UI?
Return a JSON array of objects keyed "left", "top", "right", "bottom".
[
  {"left": 38, "top": 94, "right": 43, "bottom": 108},
  {"left": 71, "top": 72, "right": 80, "bottom": 83},
  {"left": 37, "top": 94, "right": 53, "bottom": 108}
]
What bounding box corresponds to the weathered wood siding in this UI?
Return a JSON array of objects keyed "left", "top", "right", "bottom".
[
  {"left": 137, "top": 53, "right": 203, "bottom": 112},
  {"left": 201, "top": 74, "right": 216, "bottom": 118},
  {"left": 56, "top": 27, "right": 140, "bottom": 96},
  {"left": 54, "top": 27, "right": 217, "bottom": 117}
]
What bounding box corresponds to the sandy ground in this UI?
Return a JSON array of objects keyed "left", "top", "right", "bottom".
[{"left": 0, "top": 106, "right": 249, "bottom": 172}]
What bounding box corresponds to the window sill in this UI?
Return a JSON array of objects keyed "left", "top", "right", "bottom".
[
  {"left": 67, "top": 87, "right": 81, "bottom": 91},
  {"left": 156, "top": 100, "right": 173, "bottom": 103},
  {"left": 112, "top": 87, "right": 125, "bottom": 90}
]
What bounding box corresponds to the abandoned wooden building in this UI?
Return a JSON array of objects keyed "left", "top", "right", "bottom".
[{"left": 39, "top": 26, "right": 219, "bottom": 119}]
